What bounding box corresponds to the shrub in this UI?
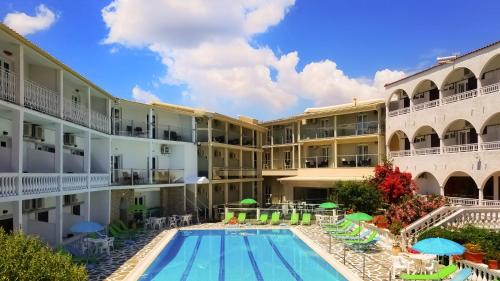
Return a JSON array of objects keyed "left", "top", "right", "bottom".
[
  {"left": 464, "top": 242, "right": 483, "bottom": 253},
  {"left": 385, "top": 195, "right": 446, "bottom": 227},
  {"left": 369, "top": 161, "right": 417, "bottom": 204},
  {"left": 388, "top": 220, "right": 404, "bottom": 236},
  {"left": 329, "top": 181, "right": 383, "bottom": 214},
  {"left": 0, "top": 229, "right": 87, "bottom": 280}
]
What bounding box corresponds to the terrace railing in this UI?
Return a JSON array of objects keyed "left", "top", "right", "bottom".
[
  {"left": 155, "top": 124, "right": 192, "bottom": 142},
  {"left": 90, "top": 174, "right": 109, "bottom": 188},
  {"left": 481, "top": 141, "right": 500, "bottom": 151},
  {"left": 337, "top": 154, "right": 377, "bottom": 167},
  {"left": 480, "top": 81, "right": 500, "bottom": 96},
  {"left": 389, "top": 150, "right": 411, "bottom": 158},
  {"left": 24, "top": 79, "right": 60, "bottom": 117},
  {"left": 412, "top": 99, "right": 440, "bottom": 111},
  {"left": 61, "top": 173, "right": 88, "bottom": 192},
  {"left": 151, "top": 169, "right": 184, "bottom": 184},
  {"left": 443, "top": 143, "right": 478, "bottom": 153},
  {"left": 112, "top": 119, "right": 148, "bottom": 138},
  {"left": 302, "top": 156, "right": 331, "bottom": 168},
  {"left": 21, "top": 173, "right": 60, "bottom": 195},
  {"left": 272, "top": 158, "right": 293, "bottom": 170},
  {"left": 413, "top": 147, "right": 441, "bottom": 155},
  {"left": 301, "top": 127, "right": 335, "bottom": 140},
  {"left": 272, "top": 134, "right": 294, "bottom": 145},
  {"left": 111, "top": 168, "right": 149, "bottom": 185},
  {"left": 91, "top": 111, "right": 110, "bottom": 134},
  {"left": 0, "top": 173, "right": 19, "bottom": 198},
  {"left": 0, "top": 68, "right": 17, "bottom": 103},
  {"left": 336, "top": 121, "right": 378, "bottom": 137},
  {"left": 456, "top": 259, "right": 500, "bottom": 281},
  {"left": 446, "top": 196, "right": 500, "bottom": 207},
  {"left": 63, "top": 98, "right": 88, "bottom": 127},
  {"left": 388, "top": 107, "right": 410, "bottom": 117},
  {"left": 441, "top": 89, "right": 478, "bottom": 104},
  {"left": 435, "top": 207, "right": 500, "bottom": 230}
]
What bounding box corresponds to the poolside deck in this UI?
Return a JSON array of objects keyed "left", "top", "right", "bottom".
[{"left": 94, "top": 223, "right": 394, "bottom": 281}]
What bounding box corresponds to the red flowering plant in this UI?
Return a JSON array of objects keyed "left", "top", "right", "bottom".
[{"left": 369, "top": 161, "right": 417, "bottom": 204}]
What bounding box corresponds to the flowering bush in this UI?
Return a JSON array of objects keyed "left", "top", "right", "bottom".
[
  {"left": 386, "top": 195, "right": 446, "bottom": 229},
  {"left": 370, "top": 161, "right": 417, "bottom": 204}
]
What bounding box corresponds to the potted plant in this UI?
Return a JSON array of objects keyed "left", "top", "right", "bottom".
[
  {"left": 373, "top": 215, "right": 388, "bottom": 229},
  {"left": 391, "top": 240, "right": 402, "bottom": 255},
  {"left": 485, "top": 251, "right": 499, "bottom": 270},
  {"left": 463, "top": 243, "right": 484, "bottom": 264}
]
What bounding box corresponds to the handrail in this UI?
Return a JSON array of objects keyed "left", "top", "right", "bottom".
[
  {"left": 412, "top": 99, "right": 440, "bottom": 111},
  {"left": 388, "top": 107, "right": 410, "bottom": 117},
  {"left": 0, "top": 68, "right": 17, "bottom": 103},
  {"left": 0, "top": 173, "right": 19, "bottom": 197},
  {"left": 91, "top": 110, "right": 110, "bottom": 134},
  {"left": 443, "top": 143, "right": 478, "bottom": 153},
  {"left": 481, "top": 140, "right": 500, "bottom": 151},
  {"left": 389, "top": 150, "right": 411, "bottom": 158},
  {"left": 480, "top": 81, "right": 500, "bottom": 96},
  {"left": 63, "top": 98, "right": 88, "bottom": 127},
  {"left": 456, "top": 259, "right": 500, "bottom": 281},
  {"left": 413, "top": 147, "right": 441, "bottom": 155},
  {"left": 441, "top": 89, "right": 478, "bottom": 104},
  {"left": 24, "top": 79, "right": 60, "bottom": 117}
]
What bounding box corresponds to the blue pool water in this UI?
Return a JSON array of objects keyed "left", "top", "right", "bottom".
[{"left": 140, "top": 229, "right": 348, "bottom": 281}]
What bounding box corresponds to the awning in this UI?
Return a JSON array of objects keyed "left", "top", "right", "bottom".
[
  {"left": 277, "top": 176, "right": 365, "bottom": 182},
  {"left": 185, "top": 176, "right": 210, "bottom": 184}
]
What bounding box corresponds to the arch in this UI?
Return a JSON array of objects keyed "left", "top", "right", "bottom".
[
  {"left": 411, "top": 79, "right": 439, "bottom": 99},
  {"left": 440, "top": 67, "right": 477, "bottom": 96},
  {"left": 480, "top": 172, "right": 500, "bottom": 200},
  {"left": 411, "top": 125, "right": 439, "bottom": 142},
  {"left": 387, "top": 89, "right": 409, "bottom": 110},
  {"left": 440, "top": 119, "right": 478, "bottom": 143},
  {"left": 414, "top": 172, "right": 441, "bottom": 195},
  {"left": 480, "top": 112, "right": 500, "bottom": 140},
  {"left": 387, "top": 130, "right": 410, "bottom": 151},
  {"left": 443, "top": 171, "right": 478, "bottom": 198},
  {"left": 479, "top": 53, "right": 500, "bottom": 82}
]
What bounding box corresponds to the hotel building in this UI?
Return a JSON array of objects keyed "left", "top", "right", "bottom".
[
  {"left": 385, "top": 41, "right": 500, "bottom": 204},
  {"left": 260, "top": 99, "right": 386, "bottom": 204}
]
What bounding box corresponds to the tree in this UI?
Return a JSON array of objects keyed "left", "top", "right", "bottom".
[
  {"left": 329, "top": 181, "right": 383, "bottom": 214},
  {"left": 369, "top": 161, "right": 417, "bottom": 204},
  {"left": 0, "top": 229, "right": 87, "bottom": 281}
]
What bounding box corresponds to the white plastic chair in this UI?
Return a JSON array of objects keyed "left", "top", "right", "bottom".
[
  {"left": 153, "top": 218, "right": 163, "bottom": 229},
  {"left": 168, "top": 216, "right": 178, "bottom": 228},
  {"left": 392, "top": 255, "right": 411, "bottom": 279},
  {"left": 144, "top": 217, "right": 153, "bottom": 229},
  {"left": 424, "top": 260, "right": 439, "bottom": 274}
]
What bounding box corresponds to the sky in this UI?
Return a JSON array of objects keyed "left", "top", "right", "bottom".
[{"left": 1, "top": 0, "right": 500, "bottom": 121}]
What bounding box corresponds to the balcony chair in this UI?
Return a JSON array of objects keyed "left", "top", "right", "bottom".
[
  {"left": 122, "top": 171, "right": 131, "bottom": 184},
  {"left": 126, "top": 125, "right": 133, "bottom": 136},
  {"left": 163, "top": 130, "right": 170, "bottom": 140},
  {"left": 305, "top": 160, "right": 316, "bottom": 168},
  {"left": 171, "top": 131, "right": 180, "bottom": 141},
  {"left": 134, "top": 127, "right": 143, "bottom": 137},
  {"left": 318, "top": 160, "right": 329, "bottom": 167}
]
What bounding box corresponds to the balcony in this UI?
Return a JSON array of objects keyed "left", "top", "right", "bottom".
[
  {"left": 90, "top": 111, "right": 110, "bottom": 134},
  {"left": 24, "top": 79, "right": 59, "bottom": 117},
  {"left": 272, "top": 158, "right": 293, "bottom": 170},
  {"left": 0, "top": 173, "right": 19, "bottom": 198},
  {"left": 242, "top": 135, "right": 254, "bottom": 147},
  {"left": 443, "top": 143, "right": 478, "bottom": 154},
  {"left": 112, "top": 119, "right": 148, "bottom": 138},
  {"left": 151, "top": 169, "right": 184, "bottom": 184},
  {"left": 211, "top": 167, "right": 257, "bottom": 180},
  {"left": 0, "top": 68, "right": 17, "bottom": 104},
  {"left": 389, "top": 150, "right": 411, "bottom": 158},
  {"left": 21, "top": 173, "right": 60, "bottom": 195},
  {"left": 442, "top": 89, "right": 478, "bottom": 105},
  {"left": 413, "top": 147, "right": 441, "bottom": 155},
  {"left": 111, "top": 169, "right": 148, "bottom": 185},
  {"left": 301, "top": 127, "right": 334, "bottom": 140},
  {"left": 63, "top": 98, "right": 88, "bottom": 127},
  {"left": 412, "top": 99, "right": 440, "bottom": 111},
  {"left": 89, "top": 174, "right": 110, "bottom": 188},
  {"left": 272, "top": 134, "right": 294, "bottom": 145},
  {"left": 337, "top": 121, "right": 378, "bottom": 137},
  {"left": 61, "top": 174, "right": 88, "bottom": 192},
  {"left": 155, "top": 124, "right": 192, "bottom": 142},
  {"left": 337, "top": 154, "right": 377, "bottom": 167},
  {"left": 302, "top": 156, "right": 331, "bottom": 168},
  {"left": 388, "top": 107, "right": 410, "bottom": 117},
  {"left": 480, "top": 81, "right": 500, "bottom": 95},
  {"left": 481, "top": 141, "right": 500, "bottom": 151}
]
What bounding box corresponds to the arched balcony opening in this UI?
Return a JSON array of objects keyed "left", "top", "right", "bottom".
[
  {"left": 479, "top": 54, "right": 500, "bottom": 96},
  {"left": 415, "top": 172, "right": 441, "bottom": 195},
  {"left": 388, "top": 130, "right": 411, "bottom": 157},
  {"left": 482, "top": 173, "right": 500, "bottom": 201},
  {"left": 480, "top": 112, "right": 500, "bottom": 151},
  {"left": 411, "top": 80, "right": 440, "bottom": 111},
  {"left": 387, "top": 89, "right": 410, "bottom": 117},
  {"left": 442, "top": 119, "right": 478, "bottom": 153},
  {"left": 412, "top": 126, "right": 440, "bottom": 155},
  {"left": 444, "top": 172, "right": 478, "bottom": 199},
  {"left": 441, "top": 67, "right": 477, "bottom": 104}
]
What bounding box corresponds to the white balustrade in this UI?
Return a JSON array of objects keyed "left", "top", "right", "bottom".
[
  {"left": 480, "top": 81, "right": 500, "bottom": 96},
  {"left": 447, "top": 196, "right": 481, "bottom": 206},
  {"left": 21, "top": 174, "right": 60, "bottom": 195},
  {"left": 91, "top": 110, "right": 110, "bottom": 134},
  {"left": 0, "top": 68, "right": 17, "bottom": 103},
  {"left": 456, "top": 260, "right": 500, "bottom": 281},
  {"left": 63, "top": 98, "right": 88, "bottom": 127},
  {"left": 90, "top": 174, "right": 109, "bottom": 188},
  {"left": 481, "top": 141, "right": 500, "bottom": 151},
  {"left": 388, "top": 107, "right": 410, "bottom": 117},
  {"left": 62, "top": 174, "right": 88, "bottom": 191},
  {"left": 413, "top": 147, "right": 441, "bottom": 155},
  {"left": 436, "top": 207, "right": 500, "bottom": 230},
  {"left": 412, "top": 99, "right": 440, "bottom": 111},
  {"left": 24, "top": 79, "right": 60, "bottom": 117},
  {"left": 0, "top": 173, "right": 19, "bottom": 197},
  {"left": 389, "top": 150, "right": 412, "bottom": 158},
  {"left": 441, "top": 89, "right": 478, "bottom": 104},
  {"left": 443, "top": 143, "right": 478, "bottom": 153}
]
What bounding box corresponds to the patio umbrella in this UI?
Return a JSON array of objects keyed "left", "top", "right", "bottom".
[
  {"left": 412, "top": 238, "right": 465, "bottom": 256},
  {"left": 345, "top": 212, "right": 373, "bottom": 240},
  {"left": 240, "top": 198, "right": 258, "bottom": 205},
  {"left": 319, "top": 202, "right": 338, "bottom": 209},
  {"left": 70, "top": 221, "right": 104, "bottom": 264}
]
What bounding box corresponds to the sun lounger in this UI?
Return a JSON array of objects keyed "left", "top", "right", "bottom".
[
  {"left": 340, "top": 230, "right": 371, "bottom": 240},
  {"left": 325, "top": 223, "right": 355, "bottom": 234},
  {"left": 223, "top": 212, "right": 234, "bottom": 224},
  {"left": 449, "top": 268, "right": 472, "bottom": 281},
  {"left": 237, "top": 213, "right": 246, "bottom": 224},
  {"left": 301, "top": 213, "right": 311, "bottom": 225},
  {"left": 344, "top": 231, "right": 377, "bottom": 244},
  {"left": 324, "top": 221, "right": 352, "bottom": 232},
  {"left": 271, "top": 212, "right": 280, "bottom": 225},
  {"left": 290, "top": 213, "right": 299, "bottom": 225},
  {"left": 399, "top": 264, "right": 458, "bottom": 280},
  {"left": 321, "top": 218, "right": 345, "bottom": 228},
  {"left": 256, "top": 213, "right": 269, "bottom": 224},
  {"left": 332, "top": 226, "right": 362, "bottom": 237}
]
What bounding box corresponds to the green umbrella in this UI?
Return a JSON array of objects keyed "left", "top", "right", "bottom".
[
  {"left": 345, "top": 212, "right": 373, "bottom": 222},
  {"left": 240, "top": 198, "right": 257, "bottom": 205},
  {"left": 319, "top": 202, "right": 338, "bottom": 209}
]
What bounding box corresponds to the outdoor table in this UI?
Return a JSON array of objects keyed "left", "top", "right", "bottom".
[{"left": 407, "top": 253, "right": 436, "bottom": 273}]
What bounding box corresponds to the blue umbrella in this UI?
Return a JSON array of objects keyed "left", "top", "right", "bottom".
[
  {"left": 70, "top": 221, "right": 104, "bottom": 233},
  {"left": 412, "top": 238, "right": 465, "bottom": 256}
]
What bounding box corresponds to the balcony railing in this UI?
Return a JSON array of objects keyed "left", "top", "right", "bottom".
[
  {"left": 90, "top": 174, "right": 109, "bottom": 188},
  {"left": 481, "top": 141, "right": 500, "bottom": 151},
  {"left": 337, "top": 121, "right": 379, "bottom": 137},
  {"left": 242, "top": 135, "right": 254, "bottom": 147},
  {"left": 443, "top": 143, "right": 478, "bottom": 153},
  {"left": 63, "top": 98, "right": 88, "bottom": 127},
  {"left": 212, "top": 167, "right": 257, "bottom": 179},
  {"left": 155, "top": 124, "right": 192, "bottom": 142},
  {"left": 24, "top": 79, "right": 60, "bottom": 117},
  {"left": 480, "top": 81, "right": 500, "bottom": 95},
  {"left": 263, "top": 161, "right": 270, "bottom": 170},
  {"left": 389, "top": 150, "right": 411, "bottom": 158},
  {"left": 22, "top": 173, "right": 60, "bottom": 195},
  {"left": 62, "top": 174, "right": 88, "bottom": 192},
  {"left": 301, "top": 127, "right": 335, "bottom": 140},
  {"left": 212, "top": 128, "right": 226, "bottom": 143},
  {"left": 151, "top": 169, "right": 184, "bottom": 184},
  {"left": 111, "top": 169, "right": 149, "bottom": 185},
  {"left": 273, "top": 134, "right": 294, "bottom": 145},
  {"left": 412, "top": 99, "right": 440, "bottom": 111},
  {"left": 388, "top": 107, "right": 410, "bottom": 117},
  {"left": 442, "top": 89, "right": 478, "bottom": 104},
  {"left": 413, "top": 147, "right": 441, "bottom": 155},
  {"left": 242, "top": 168, "right": 257, "bottom": 178},
  {"left": 337, "top": 154, "right": 377, "bottom": 167},
  {"left": 0, "top": 68, "right": 17, "bottom": 103},
  {"left": 112, "top": 119, "right": 148, "bottom": 138},
  {"left": 272, "top": 158, "right": 293, "bottom": 170},
  {"left": 302, "top": 156, "right": 331, "bottom": 168},
  {"left": 0, "top": 173, "right": 19, "bottom": 198},
  {"left": 227, "top": 131, "right": 240, "bottom": 145},
  {"left": 91, "top": 111, "right": 110, "bottom": 134}
]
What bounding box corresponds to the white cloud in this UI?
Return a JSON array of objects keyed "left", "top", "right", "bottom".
[
  {"left": 3, "top": 4, "right": 56, "bottom": 36},
  {"left": 101, "top": 0, "right": 405, "bottom": 117},
  {"left": 132, "top": 85, "right": 161, "bottom": 103}
]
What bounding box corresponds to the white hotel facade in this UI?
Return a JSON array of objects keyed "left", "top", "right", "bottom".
[{"left": 386, "top": 41, "right": 500, "bottom": 204}]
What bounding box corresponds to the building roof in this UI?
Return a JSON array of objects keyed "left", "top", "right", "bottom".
[{"left": 385, "top": 40, "right": 500, "bottom": 88}]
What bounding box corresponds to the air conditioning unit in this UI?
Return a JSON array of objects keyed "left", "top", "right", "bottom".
[
  {"left": 160, "top": 144, "right": 170, "bottom": 154},
  {"left": 23, "top": 123, "right": 33, "bottom": 138},
  {"left": 64, "top": 133, "right": 76, "bottom": 146},
  {"left": 33, "top": 125, "right": 44, "bottom": 140}
]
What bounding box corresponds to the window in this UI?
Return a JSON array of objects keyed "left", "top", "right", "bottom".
[
  {"left": 357, "top": 144, "right": 368, "bottom": 155},
  {"left": 134, "top": 196, "right": 144, "bottom": 206}
]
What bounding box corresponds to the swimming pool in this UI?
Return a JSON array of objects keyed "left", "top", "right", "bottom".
[{"left": 139, "top": 229, "right": 348, "bottom": 281}]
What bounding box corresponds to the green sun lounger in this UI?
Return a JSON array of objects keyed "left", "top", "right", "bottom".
[
  {"left": 400, "top": 264, "right": 458, "bottom": 280},
  {"left": 333, "top": 226, "right": 362, "bottom": 238},
  {"left": 271, "top": 212, "right": 280, "bottom": 225},
  {"left": 223, "top": 212, "right": 234, "bottom": 224},
  {"left": 290, "top": 213, "right": 299, "bottom": 225},
  {"left": 256, "top": 214, "right": 269, "bottom": 224},
  {"left": 237, "top": 213, "right": 246, "bottom": 224},
  {"left": 322, "top": 218, "right": 346, "bottom": 227},
  {"left": 324, "top": 220, "right": 351, "bottom": 231},
  {"left": 344, "top": 231, "right": 377, "bottom": 244},
  {"left": 301, "top": 213, "right": 311, "bottom": 225},
  {"left": 325, "top": 222, "right": 354, "bottom": 234}
]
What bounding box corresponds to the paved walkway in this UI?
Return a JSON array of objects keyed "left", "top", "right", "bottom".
[{"left": 90, "top": 223, "right": 394, "bottom": 281}]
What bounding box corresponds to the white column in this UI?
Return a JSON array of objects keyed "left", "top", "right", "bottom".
[
  {"left": 494, "top": 175, "right": 499, "bottom": 200},
  {"left": 148, "top": 108, "right": 153, "bottom": 139},
  {"left": 84, "top": 131, "right": 91, "bottom": 188},
  {"left": 16, "top": 44, "right": 25, "bottom": 105},
  {"left": 333, "top": 139, "right": 338, "bottom": 167},
  {"left": 55, "top": 195, "right": 63, "bottom": 245},
  {"left": 478, "top": 188, "right": 484, "bottom": 206},
  {"left": 183, "top": 185, "right": 187, "bottom": 213},
  {"left": 377, "top": 109, "right": 381, "bottom": 134},
  {"left": 440, "top": 185, "right": 445, "bottom": 196},
  {"left": 85, "top": 191, "right": 91, "bottom": 220},
  {"left": 148, "top": 140, "right": 153, "bottom": 184},
  {"left": 439, "top": 138, "right": 444, "bottom": 154},
  {"left": 58, "top": 69, "right": 64, "bottom": 118},
  {"left": 55, "top": 123, "right": 63, "bottom": 191},
  {"left": 87, "top": 87, "right": 91, "bottom": 126},
  {"left": 13, "top": 200, "right": 22, "bottom": 232},
  {"left": 334, "top": 115, "right": 337, "bottom": 137},
  {"left": 292, "top": 145, "right": 295, "bottom": 169},
  {"left": 224, "top": 183, "right": 228, "bottom": 204},
  {"left": 107, "top": 99, "right": 112, "bottom": 134},
  {"left": 270, "top": 147, "right": 274, "bottom": 169},
  {"left": 477, "top": 78, "right": 482, "bottom": 93},
  {"left": 208, "top": 183, "right": 213, "bottom": 220},
  {"left": 208, "top": 118, "right": 213, "bottom": 181},
  {"left": 11, "top": 111, "right": 23, "bottom": 174},
  {"left": 192, "top": 116, "right": 196, "bottom": 143},
  {"left": 477, "top": 134, "right": 483, "bottom": 151}
]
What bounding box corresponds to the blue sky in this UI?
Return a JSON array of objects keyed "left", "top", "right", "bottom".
[{"left": 2, "top": 0, "right": 500, "bottom": 120}]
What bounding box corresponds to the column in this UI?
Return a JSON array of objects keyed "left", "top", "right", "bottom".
[
  {"left": 494, "top": 176, "right": 499, "bottom": 201},
  {"left": 334, "top": 115, "right": 337, "bottom": 137},
  {"left": 239, "top": 182, "right": 243, "bottom": 200},
  {"left": 11, "top": 111, "right": 23, "bottom": 174},
  {"left": 251, "top": 182, "right": 255, "bottom": 198},
  {"left": 333, "top": 140, "right": 338, "bottom": 168},
  {"left": 107, "top": 98, "right": 112, "bottom": 134},
  {"left": 477, "top": 78, "right": 482, "bottom": 94},
  {"left": 440, "top": 185, "right": 445, "bottom": 196},
  {"left": 292, "top": 146, "right": 295, "bottom": 169},
  {"left": 478, "top": 188, "right": 484, "bottom": 206},
  {"left": 377, "top": 109, "right": 381, "bottom": 134},
  {"left": 148, "top": 108, "right": 153, "bottom": 139},
  {"left": 55, "top": 123, "right": 63, "bottom": 191},
  {"left": 191, "top": 116, "right": 196, "bottom": 143},
  {"left": 55, "top": 195, "right": 63, "bottom": 245},
  {"left": 16, "top": 44, "right": 24, "bottom": 105},
  {"left": 477, "top": 133, "right": 483, "bottom": 151},
  {"left": 208, "top": 183, "right": 213, "bottom": 220},
  {"left": 84, "top": 191, "right": 91, "bottom": 220},
  {"left": 84, "top": 131, "right": 91, "bottom": 188},
  {"left": 270, "top": 147, "right": 274, "bottom": 169},
  {"left": 224, "top": 183, "right": 229, "bottom": 204},
  {"left": 183, "top": 185, "right": 187, "bottom": 213},
  {"left": 225, "top": 122, "right": 228, "bottom": 144},
  {"left": 208, "top": 118, "right": 213, "bottom": 181},
  {"left": 58, "top": 69, "right": 64, "bottom": 118},
  {"left": 87, "top": 87, "right": 91, "bottom": 126},
  {"left": 13, "top": 200, "right": 22, "bottom": 232},
  {"left": 148, "top": 140, "right": 153, "bottom": 184},
  {"left": 439, "top": 138, "right": 444, "bottom": 154},
  {"left": 257, "top": 181, "right": 263, "bottom": 205}
]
